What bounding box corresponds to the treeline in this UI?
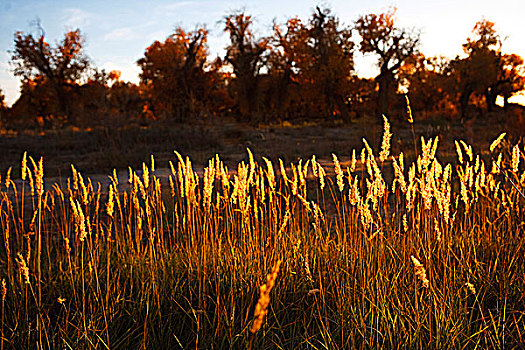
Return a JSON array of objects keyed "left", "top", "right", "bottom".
[{"left": 1, "top": 7, "right": 524, "bottom": 129}]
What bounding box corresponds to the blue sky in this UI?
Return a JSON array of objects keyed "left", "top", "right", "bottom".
[{"left": 1, "top": 0, "right": 525, "bottom": 106}]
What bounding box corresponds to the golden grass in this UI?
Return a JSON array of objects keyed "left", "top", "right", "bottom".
[{"left": 0, "top": 120, "right": 524, "bottom": 348}]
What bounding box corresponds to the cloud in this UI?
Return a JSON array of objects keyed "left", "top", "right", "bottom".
[
  {"left": 62, "top": 8, "right": 93, "bottom": 28},
  {"left": 103, "top": 20, "right": 160, "bottom": 42},
  {"left": 104, "top": 27, "right": 134, "bottom": 41},
  {"left": 153, "top": 1, "right": 219, "bottom": 20},
  {"left": 159, "top": 1, "right": 196, "bottom": 12}
]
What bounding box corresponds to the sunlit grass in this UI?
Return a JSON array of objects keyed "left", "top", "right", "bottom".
[{"left": 0, "top": 121, "right": 524, "bottom": 349}]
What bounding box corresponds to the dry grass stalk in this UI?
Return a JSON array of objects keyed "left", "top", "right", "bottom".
[
  {"left": 279, "top": 159, "right": 289, "bottom": 184},
  {"left": 410, "top": 255, "right": 429, "bottom": 288},
  {"left": 35, "top": 158, "right": 44, "bottom": 197},
  {"left": 1, "top": 278, "right": 5, "bottom": 350},
  {"left": 5, "top": 168, "right": 11, "bottom": 191},
  {"left": 351, "top": 149, "right": 357, "bottom": 172},
  {"left": 434, "top": 218, "right": 441, "bottom": 242},
  {"left": 379, "top": 115, "right": 392, "bottom": 162},
  {"left": 465, "top": 282, "right": 476, "bottom": 295},
  {"left": 106, "top": 184, "right": 115, "bottom": 218},
  {"left": 318, "top": 164, "right": 326, "bottom": 190},
  {"left": 405, "top": 95, "right": 413, "bottom": 123},
  {"left": 392, "top": 156, "right": 407, "bottom": 193},
  {"left": 489, "top": 132, "right": 506, "bottom": 152},
  {"left": 307, "top": 289, "right": 320, "bottom": 296},
  {"left": 21, "top": 152, "right": 27, "bottom": 181},
  {"left": 363, "top": 138, "right": 374, "bottom": 159},
  {"left": 455, "top": 141, "right": 464, "bottom": 164},
  {"left": 349, "top": 175, "right": 360, "bottom": 205},
  {"left": 512, "top": 145, "right": 520, "bottom": 173},
  {"left": 1, "top": 280, "right": 5, "bottom": 303},
  {"left": 332, "top": 154, "right": 344, "bottom": 192},
  {"left": 460, "top": 140, "right": 473, "bottom": 162},
  {"left": 71, "top": 200, "right": 87, "bottom": 241},
  {"left": 263, "top": 157, "right": 276, "bottom": 191},
  {"left": 250, "top": 260, "right": 282, "bottom": 334},
  {"left": 16, "top": 253, "right": 30, "bottom": 284}
]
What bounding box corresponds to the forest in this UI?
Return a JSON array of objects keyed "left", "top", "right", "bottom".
[{"left": 1, "top": 7, "right": 524, "bottom": 130}]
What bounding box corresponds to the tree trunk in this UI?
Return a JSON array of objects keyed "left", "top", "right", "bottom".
[
  {"left": 55, "top": 84, "right": 73, "bottom": 125},
  {"left": 335, "top": 94, "right": 351, "bottom": 123},
  {"left": 484, "top": 89, "right": 497, "bottom": 112},
  {"left": 376, "top": 69, "right": 394, "bottom": 117},
  {"left": 459, "top": 88, "right": 471, "bottom": 119},
  {"left": 237, "top": 75, "right": 259, "bottom": 122}
]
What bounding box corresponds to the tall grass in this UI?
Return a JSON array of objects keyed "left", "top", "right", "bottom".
[{"left": 0, "top": 121, "right": 524, "bottom": 349}]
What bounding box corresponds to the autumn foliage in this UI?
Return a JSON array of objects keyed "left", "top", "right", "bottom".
[
  {"left": 3, "top": 9, "right": 525, "bottom": 129},
  {"left": 355, "top": 7, "right": 420, "bottom": 115},
  {"left": 138, "top": 27, "right": 226, "bottom": 121}
]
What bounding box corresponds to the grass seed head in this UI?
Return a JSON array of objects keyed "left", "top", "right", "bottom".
[
  {"left": 379, "top": 115, "right": 392, "bottom": 162},
  {"left": 351, "top": 149, "right": 357, "bottom": 172},
  {"left": 1, "top": 279, "right": 6, "bottom": 302},
  {"left": 405, "top": 95, "right": 413, "bottom": 123},
  {"left": 489, "top": 132, "right": 506, "bottom": 152},
  {"left": 465, "top": 282, "right": 476, "bottom": 295},
  {"left": 250, "top": 260, "right": 282, "bottom": 334},
  {"left": 410, "top": 255, "right": 429, "bottom": 288},
  {"left": 512, "top": 144, "right": 520, "bottom": 173},
  {"left": 332, "top": 154, "right": 344, "bottom": 192},
  {"left": 21, "top": 151, "right": 27, "bottom": 181},
  {"left": 16, "top": 253, "right": 30, "bottom": 284},
  {"left": 455, "top": 141, "right": 464, "bottom": 165}
]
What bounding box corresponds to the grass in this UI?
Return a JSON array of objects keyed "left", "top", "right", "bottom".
[{"left": 0, "top": 118, "right": 524, "bottom": 349}]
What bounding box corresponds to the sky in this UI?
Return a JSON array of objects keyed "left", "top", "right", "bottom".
[{"left": 1, "top": 0, "right": 525, "bottom": 106}]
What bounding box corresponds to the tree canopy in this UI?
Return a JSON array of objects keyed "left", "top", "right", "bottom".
[
  {"left": 4, "top": 10, "right": 525, "bottom": 129},
  {"left": 11, "top": 25, "right": 90, "bottom": 125},
  {"left": 448, "top": 19, "right": 525, "bottom": 116},
  {"left": 223, "top": 11, "right": 269, "bottom": 120},
  {"left": 137, "top": 27, "right": 219, "bottom": 120},
  {"left": 355, "top": 7, "right": 420, "bottom": 115}
]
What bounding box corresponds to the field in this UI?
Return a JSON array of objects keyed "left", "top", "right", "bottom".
[
  {"left": 0, "top": 113, "right": 513, "bottom": 177},
  {"left": 0, "top": 115, "right": 524, "bottom": 349}
]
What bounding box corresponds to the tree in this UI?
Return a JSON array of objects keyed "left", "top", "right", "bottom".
[
  {"left": 267, "top": 7, "right": 355, "bottom": 121},
  {"left": 463, "top": 19, "right": 500, "bottom": 53},
  {"left": 106, "top": 71, "right": 145, "bottom": 121},
  {"left": 0, "top": 88, "right": 5, "bottom": 110},
  {"left": 7, "top": 76, "right": 58, "bottom": 129},
  {"left": 302, "top": 7, "right": 355, "bottom": 120},
  {"left": 355, "top": 8, "right": 420, "bottom": 115},
  {"left": 450, "top": 19, "right": 525, "bottom": 116},
  {"left": 400, "top": 54, "right": 456, "bottom": 116},
  {"left": 265, "top": 17, "right": 303, "bottom": 119},
  {"left": 0, "top": 88, "right": 6, "bottom": 125},
  {"left": 458, "top": 19, "right": 500, "bottom": 114},
  {"left": 138, "top": 27, "right": 219, "bottom": 121},
  {"left": 70, "top": 68, "right": 111, "bottom": 126},
  {"left": 224, "top": 11, "right": 268, "bottom": 120},
  {"left": 11, "top": 24, "right": 90, "bottom": 125},
  {"left": 497, "top": 54, "right": 525, "bottom": 107}
]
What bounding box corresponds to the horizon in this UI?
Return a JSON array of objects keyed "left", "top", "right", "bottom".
[{"left": 1, "top": 0, "right": 525, "bottom": 107}]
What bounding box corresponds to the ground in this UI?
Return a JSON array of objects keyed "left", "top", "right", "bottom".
[{"left": 0, "top": 113, "right": 516, "bottom": 181}]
